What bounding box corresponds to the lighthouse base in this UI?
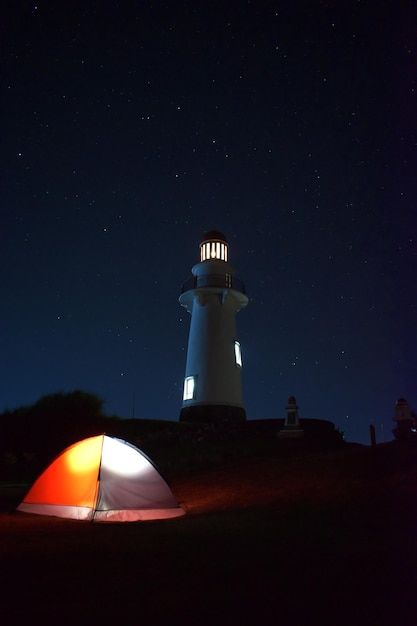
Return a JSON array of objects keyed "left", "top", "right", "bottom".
[{"left": 180, "top": 404, "right": 246, "bottom": 424}]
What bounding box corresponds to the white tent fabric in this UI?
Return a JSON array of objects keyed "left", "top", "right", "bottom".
[{"left": 17, "top": 435, "right": 185, "bottom": 522}]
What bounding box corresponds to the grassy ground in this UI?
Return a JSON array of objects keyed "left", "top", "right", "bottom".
[{"left": 1, "top": 439, "right": 416, "bottom": 625}]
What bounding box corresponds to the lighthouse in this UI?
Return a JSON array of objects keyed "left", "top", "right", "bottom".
[{"left": 179, "top": 230, "right": 248, "bottom": 423}]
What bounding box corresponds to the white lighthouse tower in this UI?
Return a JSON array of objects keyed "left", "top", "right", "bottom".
[{"left": 179, "top": 230, "right": 248, "bottom": 423}]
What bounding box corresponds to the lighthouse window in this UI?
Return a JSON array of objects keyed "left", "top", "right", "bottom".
[
  {"left": 183, "top": 376, "right": 196, "bottom": 400},
  {"left": 234, "top": 341, "right": 242, "bottom": 367}
]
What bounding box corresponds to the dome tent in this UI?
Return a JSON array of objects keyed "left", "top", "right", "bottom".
[{"left": 17, "top": 435, "right": 185, "bottom": 522}]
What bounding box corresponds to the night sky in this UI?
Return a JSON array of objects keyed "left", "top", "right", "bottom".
[{"left": 2, "top": 1, "right": 416, "bottom": 445}]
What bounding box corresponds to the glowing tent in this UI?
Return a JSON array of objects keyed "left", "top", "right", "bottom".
[{"left": 17, "top": 435, "right": 185, "bottom": 522}]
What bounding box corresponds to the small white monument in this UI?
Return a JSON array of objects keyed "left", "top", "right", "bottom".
[
  {"left": 278, "top": 396, "right": 304, "bottom": 438},
  {"left": 393, "top": 397, "right": 415, "bottom": 439}
]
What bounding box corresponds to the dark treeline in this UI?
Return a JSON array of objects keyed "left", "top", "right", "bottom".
[
  {"left": 0, "top": 390, "right": 210, "bottom": 480},
  {"left": 0, "top": 391, "right": 113, "bottom": 479},
  {"left": 0, "top": 390, "right": 347, "bottom": 483}
]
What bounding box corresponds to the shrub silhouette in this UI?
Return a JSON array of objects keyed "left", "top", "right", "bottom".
[{"left": 0, "top": 390, "right": 108, "bottom": 474}]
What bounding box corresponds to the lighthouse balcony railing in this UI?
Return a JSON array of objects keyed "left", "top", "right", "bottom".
[{"left": 181, "top": 275, "right": 246, "bottom": 294}]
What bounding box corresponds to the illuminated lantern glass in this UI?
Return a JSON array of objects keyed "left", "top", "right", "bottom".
[{"left": 200, "top": 239, "right": 228, "bottom": 262}]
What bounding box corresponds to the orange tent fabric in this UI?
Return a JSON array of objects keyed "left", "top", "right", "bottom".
[{"left": 17, "top": 435, "right": 185, "bottom": 522}]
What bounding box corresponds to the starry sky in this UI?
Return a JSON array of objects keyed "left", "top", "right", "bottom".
[{"left": 2, "top": 1, "right": 416, "bottom": 445}]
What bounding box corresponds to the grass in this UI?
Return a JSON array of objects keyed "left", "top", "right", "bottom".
[{"left": 1, "top": 438, "right": 416, "bottom": 625}]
